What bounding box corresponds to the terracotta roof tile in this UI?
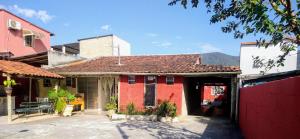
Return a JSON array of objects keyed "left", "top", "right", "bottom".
[
  {"left": 0, "top": 60, "right": 63, "bottom": 78},
  {"left": 50, "top": 54, "right": 240, "bottom": 75}
]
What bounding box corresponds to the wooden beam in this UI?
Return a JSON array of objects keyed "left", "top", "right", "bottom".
[
  {"left": 25, "top": 59, "right": 48, "bottom": 63},
  {"left": 16, "top": 55, "right": 48, "bottom": 62}
]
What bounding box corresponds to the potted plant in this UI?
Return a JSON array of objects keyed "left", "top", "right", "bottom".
[
  {"left": 3, "top": 79, "right": 16, "bottom": 95},
  {"left": 63, "top": 91, "right": 76, "bottom": 116},
  {"left": 105, "top": 96, "right": 117, "bottom": 117},
  {"left": 48, "top": 88, "right": 75, "bottom": 116},
  {"left": 157, "top": 101, "right": 177, "bottom": 122}
]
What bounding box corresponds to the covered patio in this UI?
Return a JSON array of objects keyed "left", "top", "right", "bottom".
[{"left": 0, "top": 60, "right": 63, "bottom": 123}]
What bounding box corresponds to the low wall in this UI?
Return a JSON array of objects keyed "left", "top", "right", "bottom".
[
  {"left": 239, "top": 76, "right": 300, "bottom": 139},
  {"left": 0, "top": 97, "right": 15, "bottom": 115},
  {"left": 47, "top": 50, "right": 83, "bottom": 67}
]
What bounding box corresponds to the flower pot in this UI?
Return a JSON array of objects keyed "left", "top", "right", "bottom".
[
  {"left": 166, "top": 116, "right": 172, "bottom": 122},
  {"left": 107, "top": 109, "right": 116, "bottom": 117},
  {"left": 4, "top": 87, "right": 12, "bottom": 95},
  {"left": 63, "top": 104, "right": 74, "bottom": 117}
]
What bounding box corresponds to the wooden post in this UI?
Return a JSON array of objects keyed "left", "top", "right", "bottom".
[
  {"left": 230, "top": 76, "right": 237, "bottom": 122},
  {"left": 54, "top": 80, "right": 59, "bottom": 91},
  {"left": 6, "top": 74, "right": 12, "bottom": 123},
  {"left": 98, "top": 78, "right": 101, "bottom": 113},
  {"left": 29, "top": 77, "right": 32, "bottom": 102}
]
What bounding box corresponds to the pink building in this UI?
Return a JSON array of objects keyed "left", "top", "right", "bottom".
[{"left": 0, "top": 9, "right": 52, "bottom": 59}]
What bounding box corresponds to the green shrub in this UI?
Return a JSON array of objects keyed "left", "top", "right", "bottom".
[
  {"left": 126, "top": 103, "right": 136, "bottom": 115},
  {"left": 48, "top": 88, "right": 75, "bottom": 114},
  {"left": 105, "top": 96, "right": 117, "bottom": 111},
  {"left": 157, "top": 101, "right": 177, "bottom": 118}
]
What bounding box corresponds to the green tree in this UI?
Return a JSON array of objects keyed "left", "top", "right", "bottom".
[{"left": 169, "top": 0, "right": 299, "bottom": 72}]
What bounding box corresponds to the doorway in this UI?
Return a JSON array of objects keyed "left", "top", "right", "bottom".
[
  {"left": 185, "top": 77, "right": 231, "bottom": 117},
  {"left": 77, "top": 77, "right": 98, "bottom": 110},
  {"left": 145, "top": 76, "right": 156, "bottom": 107}
]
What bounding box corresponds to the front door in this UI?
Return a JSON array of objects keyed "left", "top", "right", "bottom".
[
  {"left": 145, "top": 76, "right": 156, "bottom": 107},
  {"left": 77, "top": 77, "right": 98, "bottom": 109}
]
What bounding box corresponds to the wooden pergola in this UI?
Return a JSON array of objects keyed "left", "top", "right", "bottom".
[
  {"left": 0, "top": 60, "right": 63, "bottom": 122},
  {"left": 9, "top": 51, "right": 48, "bottom": 67}
]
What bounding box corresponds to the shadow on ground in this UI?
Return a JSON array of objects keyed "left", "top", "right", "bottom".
[
  {"left": 117, "top": 121, "right": 201, "bottom": 138},
  {"left": 116, "top": 116, "right": 243, "bottom": 139}
]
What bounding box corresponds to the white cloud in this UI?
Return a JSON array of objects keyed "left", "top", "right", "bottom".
[
  {"left": 198, "top": 43, "right": 222, "bottom": 53},
  {"left": 101, "top": 24, "right": 112, "bottom": 31},
  {"left": 146, "top": 33, "right": 158, "bottom": 37},
  {"left": 11, "top": 5, "right": 53, "bottom": 23}
]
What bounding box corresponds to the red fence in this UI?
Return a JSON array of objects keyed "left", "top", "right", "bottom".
[{"left": 239, "top": 76, "right": 300, "bottom": 139}]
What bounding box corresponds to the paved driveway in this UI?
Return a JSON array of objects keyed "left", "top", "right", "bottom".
[{"left": 0, "top": 114, "right": 242, "bottom": 139}]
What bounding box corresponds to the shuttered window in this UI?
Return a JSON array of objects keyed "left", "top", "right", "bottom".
[
  {"left": 128, "top": 75, "right": 136, "bottom": 84},
  {"left": 166, "top": 76, "right": 174, "bottom": 85}
]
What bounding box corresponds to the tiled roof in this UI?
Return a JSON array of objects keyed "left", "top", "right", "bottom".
[
  {"left": 50, "top": 54, "right": 240, "bottom": 75},
  {"left": 0, "top": 60, "right": 63, "bottom": 78}
]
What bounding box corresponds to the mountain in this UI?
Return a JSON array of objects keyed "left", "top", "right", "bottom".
[
  {"left": 200, "top": 51, "right": 299, "bottom": 68},
  {"left": 200, "top": 52, "right": 240, "bottom": 66}
]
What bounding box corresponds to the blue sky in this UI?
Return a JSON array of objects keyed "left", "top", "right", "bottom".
[{"left": 0, "top": 0, "right": 259, "bottom": 56}]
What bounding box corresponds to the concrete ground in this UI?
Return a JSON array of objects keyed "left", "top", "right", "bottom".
[{"left": 0, "top": 113, "right": 243, "bottom": 139}]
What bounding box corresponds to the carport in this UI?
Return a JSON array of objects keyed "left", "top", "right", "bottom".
[{"left": 182, "top": 72, "right": 239, "bottom": 121}]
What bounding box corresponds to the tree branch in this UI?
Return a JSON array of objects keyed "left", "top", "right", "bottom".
[
  {"left": 279, "top": 0, "right": 287, "bottom": 7},
  {"left": 269, "top": 0, "right": 285, "bottom": 15}
]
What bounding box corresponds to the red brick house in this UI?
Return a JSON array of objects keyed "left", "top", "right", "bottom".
[{"left": 50, "top": 54, "right": 240, "bottom": 119}]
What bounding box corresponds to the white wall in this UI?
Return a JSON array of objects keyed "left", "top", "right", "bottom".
[
  {"left": 79, "top": 35, "right": 131, "bottom": 59},
  {"left": 240, "top": 43, "right": 297, "bottom": 75},
  {"left": 112, "top": 35, "right": 131, "bottom": 56},
  {"left": 79, "top": 36, "right": 114, "bottom": 58},
  {"left": 47, "top": 50, "right": 83, "bottom": 67}
]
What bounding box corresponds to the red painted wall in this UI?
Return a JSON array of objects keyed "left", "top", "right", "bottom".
[
  {"left": 239, "top": 76, "right": 300, "bottom": 139},
  {"left": 156, "top": 76, "right": 182, "bottom": 115},
  {"left": 0, "top": 10, "right": 51, "bottom": 57},
  {"left": 202, "top": 86, "right": 227, "bottom": 102},
  {"left": 119, "top": 75, "right": 145, "bottom": 112},
  {"left": 119, "top": 75, "right": 183, "bottom": 115}
]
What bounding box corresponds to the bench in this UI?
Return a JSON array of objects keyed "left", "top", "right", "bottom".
[{"left": 15, "top": 101, "right": 53, "bottom": 117}]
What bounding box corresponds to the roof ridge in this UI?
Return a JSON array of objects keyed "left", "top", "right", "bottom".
[{"left": 87, "top": 53, "right": 200, "bottom": 59}]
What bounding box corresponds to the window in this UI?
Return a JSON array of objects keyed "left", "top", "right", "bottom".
[
  {"left": 128, "top": 75, "right": 135, "bottom": 84},
  {"left": 66, "top": 77, "right": 72, "bottom": 87},
  {"left": 24, "top": 35, "right": 34, "bottom": 47},
  {"left": 43, "top": 79, "right": 51, "bottom": 87},
  {"left": 211, "top": 86, "right": 225, "bottom": 96},
  {"left": 72, "top": 78, "right": 76, "bottom": 88},
  {"left": 66, "top": 77, "right": 76, "bottom": 88},
  {"left": 166, "top": 76, "right": 174, "bottom": 85}
]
